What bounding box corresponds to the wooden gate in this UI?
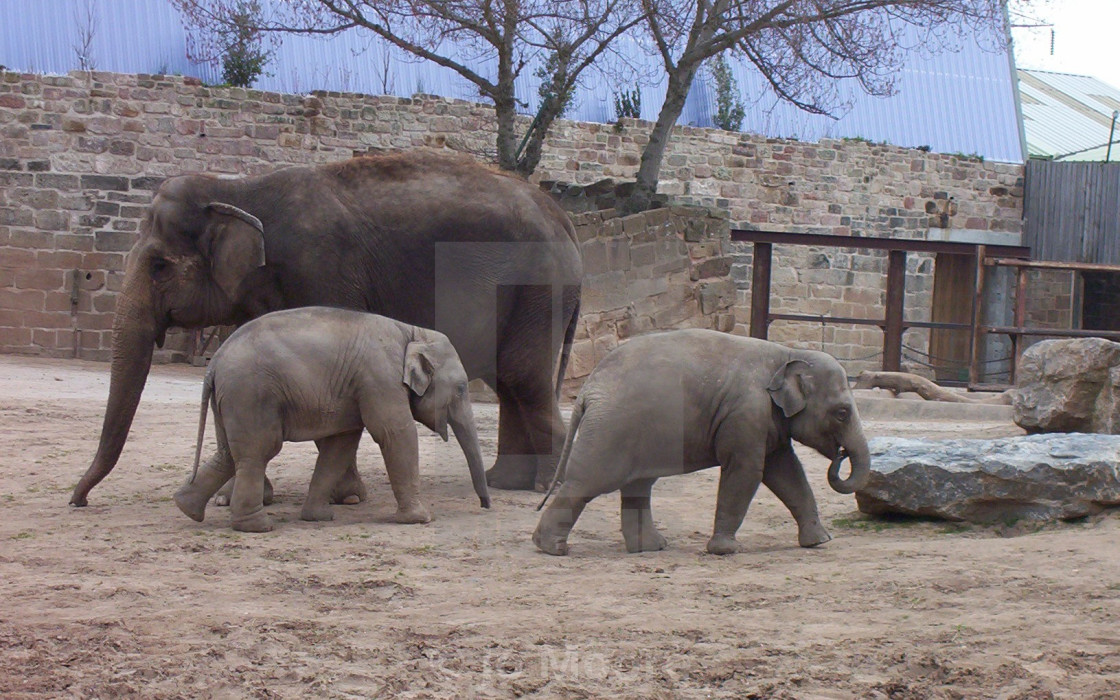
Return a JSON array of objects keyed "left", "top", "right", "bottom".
[{"left": 930, "top": 253, "right": 975, "bottom": 382}]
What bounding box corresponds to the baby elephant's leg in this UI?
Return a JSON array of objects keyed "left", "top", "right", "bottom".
[
  {"left": 213, "top": 470, "right": 274, "bottom": 507},
  {"left": 303, "top": 430, "right": 363, "bottom": 522},
  {"left": 174, "top": 446, "right": 235, "bottom": 522},
  {"left": 763, "top": 447, "right": 831, "bottom": 548},
  {"left": 372, "top": 420, "right": 430, "bottom": 524},
  {"left": 533, "top": 483, "right": 594, "bottom": 556},
  {"left": 229, "top": 455, "right": 273, "bottom": 532},
  {"left": 620, "top": 478, "right": 667, "bottom": 553},
  {"left": 331, "top": 457, "right": 368, "bottom": 506}
]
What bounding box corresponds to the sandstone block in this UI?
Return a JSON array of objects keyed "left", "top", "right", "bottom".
[{"left": 1011, "top": 338, "right": 1120, "bottom": 434}]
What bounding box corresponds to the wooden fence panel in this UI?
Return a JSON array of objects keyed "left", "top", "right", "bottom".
[{"left": 1024, "top": 160, "right": 1120, "bottom": 264}]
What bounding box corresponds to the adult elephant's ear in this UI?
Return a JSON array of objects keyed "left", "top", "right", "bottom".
[
  {"left": 200, "top": 202, "right": 266, "bottom": 302},
  {"left": 767, "top": 359, "right": 813, "bottom": 418},
  {"left": 403, "top": 341, "right": 437, "bottom": 396}
]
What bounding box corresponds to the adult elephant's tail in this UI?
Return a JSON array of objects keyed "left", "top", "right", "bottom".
[{"left": 554, "top": 295, "right": 580, "bottom": 402}]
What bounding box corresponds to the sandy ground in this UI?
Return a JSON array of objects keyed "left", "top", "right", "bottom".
[{"left": 0, "top": 354, "right": 1118, "bottom": 699}]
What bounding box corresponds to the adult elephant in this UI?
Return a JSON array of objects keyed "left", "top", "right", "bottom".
[{"left": 71, "top": 150, "right": 583, "bottom": 507}]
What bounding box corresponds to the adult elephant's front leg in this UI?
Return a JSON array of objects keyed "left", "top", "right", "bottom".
[{"left": 763, "top": 447, "right": 831, "bottom": 548}]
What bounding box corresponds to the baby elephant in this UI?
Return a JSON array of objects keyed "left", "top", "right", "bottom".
[
  {"left": 174, "top": 307, "right": 490, "bottom": 532},
  {"left": 533, "top": 329, "right": 871, "bottom": 556}
]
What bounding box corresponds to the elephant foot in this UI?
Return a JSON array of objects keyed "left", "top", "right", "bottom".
[
  {"left": 485, "top": 455, "right": 538, "bottom": 491},
  {"left": 300, "top": 502, "right": 334, "bottom": 522},
  {"left": 173, "top": 487, "right": 209, "bottom": 523},
  {"left": 706, "top": 534, "right": 740, "bottom": 556},
  {"left": 331, "top": 474, "right": 367, "bottom": 506},
  {"left": 231, "top": 510, "right": 273, "bottom": 533},
  {"left": 394, "top": 504, "right": 432, "bottom": 524},
  {"left": 798, "top": 522, "right": 832, "bottom": 548},
  {"left": 532, "top": 525, "right": 569, "bottom": 556},
  {"left": 624, "top": 530, "right": 668, "bottom": 554},
  {"left": 214, "top": 476, "right": 274, "bottom": 507}
]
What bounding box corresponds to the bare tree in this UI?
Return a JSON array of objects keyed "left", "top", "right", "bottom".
[
  {"left": 72, "top": 0, "right": 99, "bottom": 71},
  {"left": 174, "top": 0, "right": 646, "bottom": 176},
  {"left": 624, "top": 0, "right": 1016, "bottom": 211}
]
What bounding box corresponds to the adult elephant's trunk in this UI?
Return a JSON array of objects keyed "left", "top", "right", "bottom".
[
  {"left": 70, "top": 267, "right": 163, "bottom": 506},
  {"left": 449, "top": 400, "right": 491, "bottom": 509},
  {"left": 827, "top": 418, "right": 872, "bottom": 495}
]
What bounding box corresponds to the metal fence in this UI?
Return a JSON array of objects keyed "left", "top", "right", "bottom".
[{"left": 1024, "top": 160, "right": 1120, "bottom": 264}]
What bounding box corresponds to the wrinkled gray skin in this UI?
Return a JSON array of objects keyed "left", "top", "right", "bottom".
[
  {"left": 72, "top": 151, "right": 582, "bottom": 509},
  {"left": 533, "top": 330, "right": 871, "bottom": 556},
  {"left": 173, "top": 307, "right": 490, "bottom": 533}
]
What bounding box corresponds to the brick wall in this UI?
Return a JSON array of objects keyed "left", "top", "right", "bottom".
[{"left": 0, "top": 70, "right": 1025, "bottom": 369}]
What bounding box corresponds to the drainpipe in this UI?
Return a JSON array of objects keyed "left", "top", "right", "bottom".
[{"left": 1107, "top": 111, "right": 1118, "bottom": 162}]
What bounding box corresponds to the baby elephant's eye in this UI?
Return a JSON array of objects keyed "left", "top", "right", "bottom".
[
  {"left": 834, "top": 407, "right": 851, "bottom": 423},
  {"left": 457, "top": 383, "right": 468, "bottom": 397}
]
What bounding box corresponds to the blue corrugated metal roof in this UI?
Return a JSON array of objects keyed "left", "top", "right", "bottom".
[
  {"left": 1017, "top": 69, "right": 1120, "bottom": 161},
  {"left": 0, "top": 0, "right": 1024, "bottom": 162}
]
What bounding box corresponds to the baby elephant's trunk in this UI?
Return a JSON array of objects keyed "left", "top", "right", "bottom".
[
  {"left": 827, "top": 420, "right": 871, "bottom": 494},
  {"left": 449, "top": 401, "right": 491, "bottom": 509}
]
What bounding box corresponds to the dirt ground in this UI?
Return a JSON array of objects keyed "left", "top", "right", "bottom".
[{"left": 0, "top": 355, "right": 1118, "bottom": 699}]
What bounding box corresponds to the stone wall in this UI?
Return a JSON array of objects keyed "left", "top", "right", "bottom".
[
  {"left": 564, "top": 205, "right": 734, "bottom": 396},
  {"left": 1, "top": 70, "right": 1025, "bottom": 372}
]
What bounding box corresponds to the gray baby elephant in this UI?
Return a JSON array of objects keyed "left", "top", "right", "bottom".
[
  {"left": 174, "top": 307, "right": 490, "bottom": 532},
  {"left": 534, "top": 329, "right": 871, "bottom": 556}
]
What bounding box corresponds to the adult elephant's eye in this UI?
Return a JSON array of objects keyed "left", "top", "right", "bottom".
[
  {"left": 834, "top": 407, "right": 851, "bottom": 423},
  {"left": 149, "top": 257, "right": 172, "bottom": 281}
]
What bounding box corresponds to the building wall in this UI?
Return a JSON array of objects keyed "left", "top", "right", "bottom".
[{"left": 0, "top": 71, "right": 1025, "bottom": 374}]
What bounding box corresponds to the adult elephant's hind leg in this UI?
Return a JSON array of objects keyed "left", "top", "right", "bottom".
[
  {"left": 620, "top": 478, "right": 667, "bottom": 553},
  {"left": 485, "top": 389, "right": 537, "bottom": 491},
  {"left": 486, "top": 285, "right": 571, "bottom": 492}
]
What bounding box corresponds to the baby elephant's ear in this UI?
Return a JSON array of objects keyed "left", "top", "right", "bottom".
[
  {"left": 767, "top": 359, "right": 812, "bottom": 418},
  {"left": 404, "top": 341, "right": 436, "bottom": 396}
]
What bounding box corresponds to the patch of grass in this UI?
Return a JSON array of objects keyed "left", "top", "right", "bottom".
[
  {"left": 949, "top": 151, "right": 984, "bottom": 162},
  {"left": 11, "top": 531, "right": 34, "bottom": 540},
  {"left": 936, "top": 523, "right": 973, "bottom": 535}
]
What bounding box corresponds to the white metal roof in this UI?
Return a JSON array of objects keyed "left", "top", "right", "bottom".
[{"left": 1018, "top": 69, "right": 1120, "bottom": 161}]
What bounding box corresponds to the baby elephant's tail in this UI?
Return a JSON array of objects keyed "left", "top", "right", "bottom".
[
  {"left": 189, "top": 371, "right": 214, "bottom": 485},
  {"left": 536, "top": 394, "right": 585, "bottom": 511}
]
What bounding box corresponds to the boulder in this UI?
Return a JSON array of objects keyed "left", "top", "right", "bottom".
[
  {"left": 1010, "top": 338, "right": 1120, "bottom": 433},
  {"left": 857, "top": 434, "right": 1120, "bottom": 522}
]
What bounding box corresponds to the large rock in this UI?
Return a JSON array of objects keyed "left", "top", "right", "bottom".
[
  {"left": 857, "top": 434, "right": 1120, "bottom": 522},
  {"left": 1011, "top": 338, "right": 1120, "bottom": 433}
]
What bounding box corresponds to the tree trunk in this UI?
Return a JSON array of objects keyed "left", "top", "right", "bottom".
[
  {"left": 625, "top": 64, "right": 700, "bottom": 213},
  {"left": 854, "top": 371, "right": 1011, "bottom": 405}
]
